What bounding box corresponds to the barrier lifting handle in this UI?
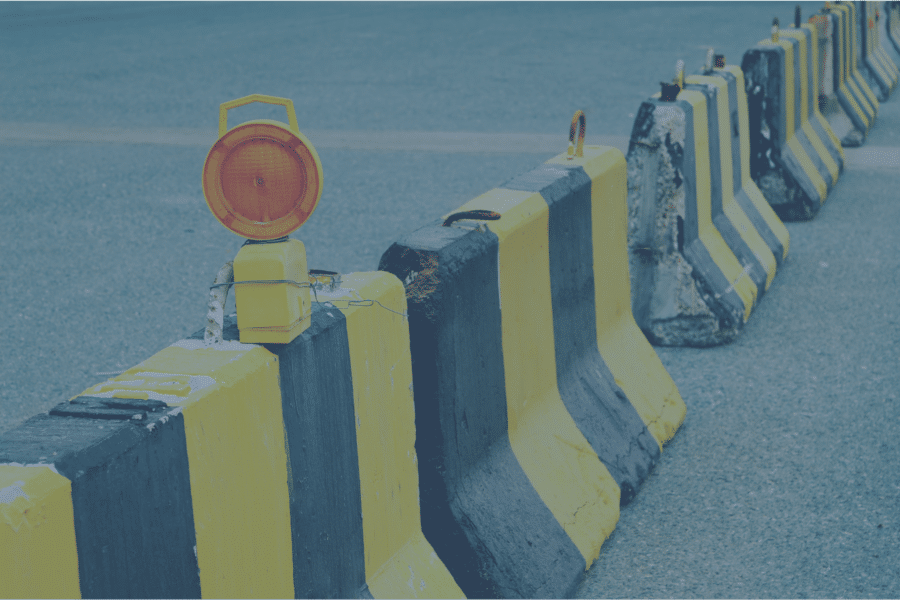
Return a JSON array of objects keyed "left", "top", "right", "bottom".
[
  {"left": 567, "top": 110, "right": 586, "bottom": 159},
  {"left": 218, "top": 94, "right": 301, "bottom": 138}
]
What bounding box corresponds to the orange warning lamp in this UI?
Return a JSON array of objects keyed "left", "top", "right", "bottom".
[
  {"left": 202, "top": 94, "right": 323, "bottom": 240},
  {"left": 202, "top": 94, "right": 321, "bottom": 345}
]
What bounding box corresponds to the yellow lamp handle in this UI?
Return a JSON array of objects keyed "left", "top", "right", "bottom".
[{"left": 218, "top": 94, "right": 301, "bottom": 138}]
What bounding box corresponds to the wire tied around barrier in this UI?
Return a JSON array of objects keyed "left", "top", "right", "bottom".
[{"left": 204, "top": 267, "right": 407, "bottom": 344}]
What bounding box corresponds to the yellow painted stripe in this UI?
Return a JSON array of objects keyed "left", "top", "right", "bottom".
[
  {"left": 724, "top": 64, "right": 791, "bottom": 261},
  {"left": 0, "top": 465, "right": 81, "bottom": 599},
  {"left": 548, "top": 147, "right": 686, "bottom": 448},
  {"left": 115, "top": 344, "right": 295, "bottom": 599},
  {"left": 326, "top": 272, "right": 463, "bottom": 599},
  {"left": 454, "top": 188, "right": 620, "bottom": 565},
  {"left": 689, "top": 74, "right": 777, "bottom": 290},
  {"left": 680, "top": 89, "right": 756, "bottom": 320}
]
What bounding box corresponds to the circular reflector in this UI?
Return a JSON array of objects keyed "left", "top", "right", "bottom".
[{"left": 202, "top": 121, "right": 322, "bottom": 240}]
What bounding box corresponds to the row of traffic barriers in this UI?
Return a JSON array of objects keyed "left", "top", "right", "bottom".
[
  {"left": 812, "top": 2, "right": 899, "bottom": 145},
  {"left": 378, "top": 143, "right": 685, "bottom": 597},
  {"left": 629, "top": 1, "right": 898, "bottom": 345},
  {"left": 1, "top": 3, "right": 898, "bottom": 599},
  {"left": 859, "top": 0, "right": 900, "bottom": 98}
]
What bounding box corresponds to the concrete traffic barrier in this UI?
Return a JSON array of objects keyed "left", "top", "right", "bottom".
[
  {"left": 714, "top": 60, "right": 792, "bottom": 268},
  {"left": 780, "top": 21, "right": 845, "bottom": 183},
  {"left": 781, "top": 19, "right": 847, "bottom": 173},
  {"left": 741, "top": 21, "right": 842, "bottom": 220},
  {"left": 887, "top": 1, "right": 900, "bottom": 55},
  {"left": 683, "top": 68, "right": 778, "bottom": 299},
  {"left": 379, "top": 140, "right": 684, "bottom": 597},
  {"left": 0, "top": 272, "right": 462, "bottom": 599},
  {"left": 826, "top": 2, "right": 880, "bottom": 143},
  {"left": 628, "top": 70, "right": 758, "bottom": 346},
  {"left": 857, "top": 1, "right": 899, "bottom": 100}
]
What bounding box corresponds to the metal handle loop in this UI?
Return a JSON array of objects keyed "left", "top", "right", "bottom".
[
  {"left": 442, "top": 210, "right": 502, "bottom": 227},
  {"left": 567, "top": 110, "right": 586, "bottom": 160},
  {"left": 217, "top": 94, "right": 301, "bottom": 138}
]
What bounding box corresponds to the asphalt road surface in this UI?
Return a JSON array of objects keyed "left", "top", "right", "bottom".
[{"left": 1, "top": 2, "right": 898, "bottom": 597}]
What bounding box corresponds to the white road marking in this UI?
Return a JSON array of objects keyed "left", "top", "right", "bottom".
[
  {"left": 3, "top": 121, "right": 896, "bottom": 170},
  {"left": 0, "top": 121, "right": 630, "bottom": 154}
]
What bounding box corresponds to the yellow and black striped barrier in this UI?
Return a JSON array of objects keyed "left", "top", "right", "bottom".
[
  {"left": 714, "top": 59, "right": 793, "bottom": 268},
  {"left": 741, "top": 19, "right": 843, "bottom": 220},
  {"left": 781, "top": 20, "right": 845, "bottom": 185},
  {"left": 379, "top": 136, "right": 684, "bottom": 597},
  {"left": 857, "top": 1, "right": 899, "bottom": 100},
  {"left": 826, "top": 2, "right": 880, "bottom": 140},
  {"left": 0, "top": 273, "right": 462, "bottom": 599},
  {"left": 684, "top": 67, "right": 778, "bottom": 301},
  {"left": 887, "top": 1, "right": 900, "bottom": 55}
]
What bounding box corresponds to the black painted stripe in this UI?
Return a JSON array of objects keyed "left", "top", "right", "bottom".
[
  {"left": 0, "top": 401, "right": 200, "bottom": 599},
  {"left": 685, "top": 80, "right": 768, "bottom": 296},
  {"left": 720, "top": 68, "right": 787, "bottom": 264},
  {"left": 670, "top": 96, "right": 747, "bottom": 331},
  {"left": 262, "top": 306, "right": 366, "bottom": 599},
  {"left": 501, "top": 164, "right": 659, "bottom": 506},
  {"left": 379, "top": 224, "right": 585, "bottom": 599}
]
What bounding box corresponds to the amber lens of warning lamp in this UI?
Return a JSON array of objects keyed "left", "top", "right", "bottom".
[{"left": 203, "top": 118, "right": 322, "bottom": 240}]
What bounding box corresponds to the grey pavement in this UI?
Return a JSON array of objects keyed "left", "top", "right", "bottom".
[{"left": 1, "top": 2, "right": 898, "bottom": 598}]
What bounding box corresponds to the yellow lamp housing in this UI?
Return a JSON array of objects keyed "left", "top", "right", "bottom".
[
  {"left": 202, "top": 94, "right": 322, "bottom": 344},
  {"left": 233, "top": 238, "right": 311, "bottom": 344}
]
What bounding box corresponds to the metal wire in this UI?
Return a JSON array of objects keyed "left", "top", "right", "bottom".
[
  {"left": 208, "top": 278, "right": 408, "bottom": 319},
  {"left": 320, "top": 299, "right": 408, "bottom": 318}
]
